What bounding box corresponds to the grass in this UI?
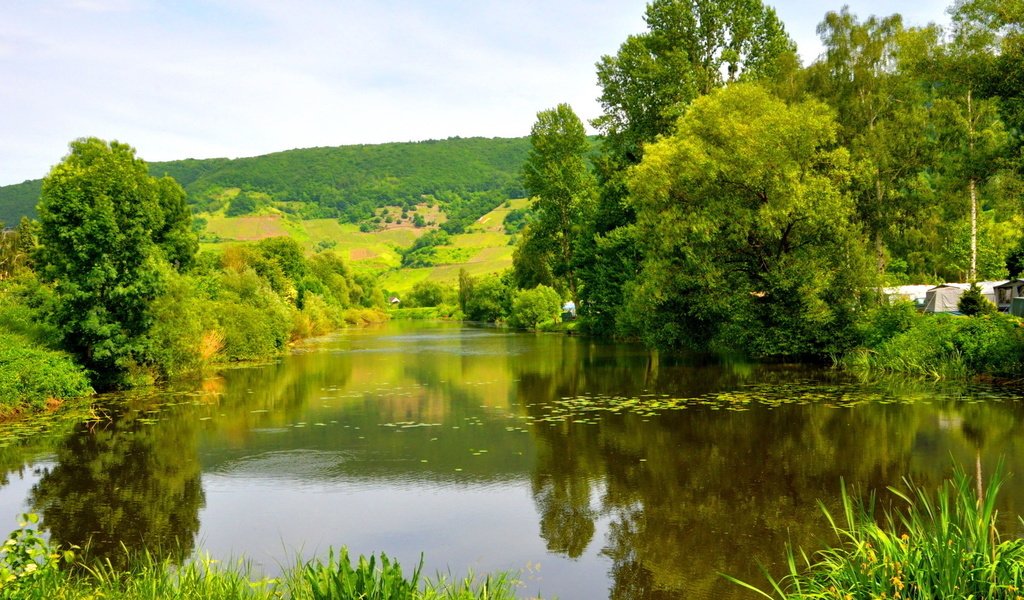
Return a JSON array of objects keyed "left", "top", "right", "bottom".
[
  {"left": 0, "top": 525, "right": 529, "bottom": 600},
  {"left": 728, "top": 460, "right": 1024, "bottom": 599},
  {"left": 1, "top": 514, "right": 509, "bottom": 598},
  {"left": 0, "top": 332, "right": 93, "bottom": 416},
  {"left": 843, "top": 311, "right": 1024, "bottom": 379}
]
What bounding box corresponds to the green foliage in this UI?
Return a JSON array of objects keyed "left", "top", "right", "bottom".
[
  {"left": 405, "top": 280, "right": 450, "bottom": 308},
  {"left": 304, "top": 547, "right": 421, "bottom": 600},
  {"left": 509, "top": 285, "right": 562, "bottom": 330},
  {"left": 732, "top": 462, "right": 1024, "bottom": 599},
  {"left": 0, "top": 515, "right": 524, "bottom": 600},
  {"left": 225, "top": 192, "right": 257, "bottom": 217},
  {"left": 159, "top": 137, "right": 528, "bottom": 226},
  {"left": 0, "top": 332, "right": 93, "bottom": 413},
  {"left": 462, "top": 273, "right": 513, "bottom": 323},
  {"left": 857, "top": 299, "right": 920, "bottom": 349},
  {"left": 845, "top": 312, "right": 1024, "bottom": 378},
  {"left": 36, "top": 138, "right": 198, "bottom": 389},
  {"left": 501, "top": 207, "right": 532, "bottom": 235},
  {"left": 0, "top": 513, "right": 73, "bottom": 598},
  {"left": 959, "top": 282, "right": 998, "bottom": 315},
  {"left": 0, "top": 180, "right": 41, "bottom": 226},
  {"left": 1006, "top": 236, "right": 1024, "bottom": 278},
  {"left": 625, "top": 83, "right": 874, "bottom": 357},
  {"left": 594, "top": 0, "right": 795, "bottom": 162},
  {"left": 401, "top": 230, "right": 452, "bottom": 268},
  {"left": 519, "top": 103, "right": 595, "bottom": 302}
]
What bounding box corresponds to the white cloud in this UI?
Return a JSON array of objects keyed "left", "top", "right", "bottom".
[{"left": 1, "top": 0, "right": 952, "bottom": 185}]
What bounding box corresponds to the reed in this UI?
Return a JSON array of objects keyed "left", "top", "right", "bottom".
[{"left": 728, "top": 461, "right": 1024, "bottom": 599}]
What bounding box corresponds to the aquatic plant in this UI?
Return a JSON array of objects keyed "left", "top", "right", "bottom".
[{"left": 728, "top": 461, "right": 1024, "bottom": 598}]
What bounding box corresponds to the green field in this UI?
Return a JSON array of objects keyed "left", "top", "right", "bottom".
[{"left": 200, "top": 198, "right": 529, "bottom": 291}]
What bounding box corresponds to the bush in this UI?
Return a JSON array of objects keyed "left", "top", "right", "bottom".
[
  {"left": 509, "top": 285, "right": 562, "bottom": 330},
  {"left": 858, "top": 299, "right": 921, "bottom": 349},
  {"left": 958, "top": 282, "right": 997, "bottom": 316},
  {"left": 405, "top": 280, "right": 449, "bottom": 308},
  {"left": 463, "top": 275, "right": 511, "bottom": 322},
  {"left": 0, "top": 332, "right": 93, "bottom": 413},
  {"left": 843, "top": 312, "right": 1024, "bottom": 378}
]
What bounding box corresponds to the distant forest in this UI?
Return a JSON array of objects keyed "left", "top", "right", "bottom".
[{"left": 0, "top": 136, "right": 533, "bottom": 232}]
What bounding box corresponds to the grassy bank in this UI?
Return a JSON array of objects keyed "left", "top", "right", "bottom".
[
  {"left": 0, "top": 517, "right": 528, "bottom": 600},
  {"left": 0, "top": 332, "right": 92, "bottom": 417},
  {"left": 731, "top": 462, "right": 1024, "bottom": 599},
  {"left": 842, "top": 302, "right": 1024, "bottom": 379}
]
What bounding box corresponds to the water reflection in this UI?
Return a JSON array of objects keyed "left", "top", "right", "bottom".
[
  {"left": 28, "top": 397, "right": 205, "bottom": 567},
  {"left": 3, "top": 322, "right": 1024, "bottom": 599}
]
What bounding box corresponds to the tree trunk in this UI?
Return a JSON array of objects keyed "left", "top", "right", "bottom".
[{"left": 968, "top": 88, "right": 977, "bottom": 282}]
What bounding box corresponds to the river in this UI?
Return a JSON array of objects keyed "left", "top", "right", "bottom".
[{"left": 2, "top": 321, "right": 1024, "bottom": 599}]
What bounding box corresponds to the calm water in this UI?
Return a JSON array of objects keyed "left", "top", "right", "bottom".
[{"left": 3, "top": 321, "right": 1024, "bottom": 599}]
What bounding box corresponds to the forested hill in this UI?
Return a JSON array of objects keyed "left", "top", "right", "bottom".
[{"left": 0, "top": 136, "right": 530, "bottom": 228}]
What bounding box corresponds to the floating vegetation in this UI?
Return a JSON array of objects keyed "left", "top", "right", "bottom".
[{"left": 520, "top": 381, "right": 1024, "bottom": 426}]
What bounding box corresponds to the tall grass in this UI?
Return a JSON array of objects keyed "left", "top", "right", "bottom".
[
  {"left": 843, "top": 310, "right": 1024, "bottom": 379},
  {"left": 729, "top": 461, "right": 1024, "bottom": 599},
  {"left": 0, "top": 519, "right": 530, "bottom": 600}
]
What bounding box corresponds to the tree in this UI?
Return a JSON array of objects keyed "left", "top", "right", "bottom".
[
  {"left": 518, "top": 104, "right": 595, "bottom": 304},
  {"left": 36, "top": 138, "right": 196, "bottom": 387},
  {"left": 593, "top": 0, "right": 795, "bottom": 163},
  {"left": 958, "top": 282, "right": 997, "bottom": 315},
  {"left": 509, "top": 285, "right": 563, "bottom": 331},
  {"left": 625, "top": 84, "right": 874, "bottom": 356},
  {"left": 807, "top": 10, "right": 936, "bottom": 276},
  {"left": 580, "top": 0, "right": 796, "bottom": 336},
  {"left": 153, "top": 176, "right": 198, "bottom": 270}
]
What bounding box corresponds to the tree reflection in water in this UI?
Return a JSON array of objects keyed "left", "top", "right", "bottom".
[{"left": 29, "top": 398, "right": 204, "bottom": 568}]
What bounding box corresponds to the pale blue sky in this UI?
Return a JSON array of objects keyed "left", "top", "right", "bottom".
[{"left": 1, "top": 0, "right": 951, "bottom": 185}]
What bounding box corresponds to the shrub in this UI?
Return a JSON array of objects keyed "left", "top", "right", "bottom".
[
  {"left": 0, "top": 332, "right": 93, "bottom": 413},
  {"left": 959, "top": 282, "right": 997, "bottom": 316},
  {"left": 509, "top": 285, "right": 562, "bottom": 330},
  {"left": 463, "top": 275, "right": 511, "bottom": 322},
  {"left": 405, "top": 280, "right": 449, "bottom": 308},
  {"left": 843, "top": 312, "right": 1024, "bottom": 378},
  {"left": 858, "top": 299, "right": 921, "bottom": 349}
]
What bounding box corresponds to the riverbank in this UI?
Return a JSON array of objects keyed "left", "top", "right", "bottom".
[
  {"left": 842, "top": 302, "right": 1024, "bottom": 379},
  {"left": 1, "top": 518, "right": 525, "bottom": 600}
]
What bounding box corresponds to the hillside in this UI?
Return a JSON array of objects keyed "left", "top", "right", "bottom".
[
  {"left": 0, "top": 180, "right": 42, "bottom": 227},
  {"left": 196, "top": 198, "right": 531, "bottom": 292},
  {"left": 0, "top": 137, "right": 530, "bottom": 231}
]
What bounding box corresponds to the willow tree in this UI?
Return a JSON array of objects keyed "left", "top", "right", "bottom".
[
  {"left": 624, "top": 84, "right": 874, "bottom": 356},
  {"left": 580, "top": 0, "right": 796, "bottom": 335}
]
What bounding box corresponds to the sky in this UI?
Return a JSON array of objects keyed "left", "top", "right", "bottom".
[{"left": 1, "top": 0, "right": 953, "bottom": 186}]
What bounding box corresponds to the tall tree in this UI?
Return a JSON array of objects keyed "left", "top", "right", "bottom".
[
  {"left": 624, "top": 84, "right": 873, "bottom": 356},
  {"left": 579, "top": 0, "right": 795, "bottom": 335},
  {"left": 37, "top": 138, "right": 196, "bottom": 387},
  {"left": 807, "top": 10, "right": 936, "bottom": 277},
  {"left": 593, "top": 0, "right": 795, "bottom": 164},
  {"left": 517, "top": 104, "right": 596, "bottom": 303}
]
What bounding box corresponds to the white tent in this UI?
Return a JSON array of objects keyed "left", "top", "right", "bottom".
[{"left": 923, "top": 284, "right": 964, "bottom": 313}]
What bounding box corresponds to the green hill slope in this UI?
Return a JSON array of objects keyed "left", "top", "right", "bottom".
[
  {"left": 0, "top": 137, "right": 530, "bottom": 229},
  {"left": 0, "top": 180, "right": 42, "bottom": 227}
]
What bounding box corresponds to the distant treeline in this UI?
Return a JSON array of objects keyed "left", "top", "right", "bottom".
[{"left": 1, "top": 137, "right": 535, "bottom": 232}]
